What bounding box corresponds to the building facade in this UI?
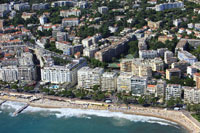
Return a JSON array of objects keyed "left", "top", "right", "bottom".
[
  {"left": 178, "top": 50, "right": 197, "bottom": 65},
  {"left": 0, "top": 66, "right": 18, "bottom": 82},
  {"left": 165, "top": 84, "right": 182, "bottom": 101},
  {"left": 101, "top": 72, "right": 117, "bottom": 92},
  {"left": 184, "top": 87, "right": 200, "bottom": 104},
  {"left": 41, "top": 58, "right": 86, "bottom": 85},
  {"left": 78, "top": 67, "right": 104, "bottom": 89}
]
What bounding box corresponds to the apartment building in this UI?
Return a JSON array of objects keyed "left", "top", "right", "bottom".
[
  {"left": 32, "top": 3, "right": 49, "bottom": 10},
  {"left": 60, "top": 9, "right": 81, "bottom": 17},
  {"left": 166, "top": 68, "right": 181, "bottom": 80},
  {"left": 164, "top": 51, "right": 177, "bottom": 65},
  {"left": 18, "top": 66, "right": 36, "bottom": 81},
  {"left": 14, "top": 3, "right": 30, "bottom": 11},
  {"left": 184, "top": 87, "right": 200, "bottom": 104},
  {"left": 117, "top": 72, "right": 147, "bottom": 96},
  {"left": 78, "top": 67, "right": 104, "bottom": 89},
  {"left": 101, "top": 72, "right": 118, "bottom": 92},
  {"left": 56, "top": 32, "right": 68, "bottom": 42},
  {"left": 41, "top": 58, "right": 86, "bottom": 85},
  {"left": 147, "top": 21, "right": 162, "bottom": 30},
  {"left": 51, "top": 1, "right": 75, "bottom": 7},
  {"left": 98, "top": 6, "right": 108, "bottom": 14},
  {"left": 139, "top": 50, "right": 158, "bottom": 59},
  {"left": 120, "top": 58, "right": 164, "bottom": 78},
  {"left": 83, "top": 46, "right": 99, "bottom": 58},
  {"left": 165, "top": 84, "right": 182, "bottom": 101},
  {"left": 178, "top": 50, "right": 198, "bottom": 65},
  {"left": 62, "top": 18, "right": 79, "bottom": 27},
  {"left": 0, "top": 65, "right": 18, "bottom": 82},
  {"left": 0, "top": 3, "right": 10, "bottom": 12},
  {"left": 155, "top": 2, "right": 184, "bottom": 11},
  {"left": 56, "top": 41, "right": 83, "bottom": 56},
  {"left": 171, "top": 61, "right": 189, "bottom": 73},
  {"left": 95, "top": 38, "right": 129, "bottom": 62}
]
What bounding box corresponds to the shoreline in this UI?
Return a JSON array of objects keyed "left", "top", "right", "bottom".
[{"left": 0, "top": 91, "right": 200, "bottom": 133}]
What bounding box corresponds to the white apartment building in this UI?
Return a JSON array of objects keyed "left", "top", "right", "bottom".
[
  {"left": 14, "top": 3, "right": 30, "bottom": 11},
  {"left": 41, "top": 58, "right": 86, "bottom": 85},
  {"left": 117, "top": 72, "right": 132, "bottom": 92},
  {"left": 77, "top": 67, "right": 104, "bottom": 89},
  {"left": 0, "top": 3, "right": 10, "bottom": 12},
  {"left": 164, "top": 50, "right": 177, "bottom": 64},
  {"left": 41, "top": 66, "right": 73, "bottom": 84},
  {"left": 139, "top": 50, "right": 158, "bottom": 59},
  {"left": 98, "top": 6, "right": 108, "bottom": 14},
  {"left": 184, "top": 87, "right": 200, "bottom": 104},
  {"left": 82, "top": 37, "right": 93, "bottom": 47},
  {"left": 101, "top": 72, "right": 118, "bottom": 91},
  {"left": 165, "top": 84, "right": 182, "bottom": 101},
  {"left": 155, "top": 2, "right": 184, "bottom": 11},
  {"left": 0, "top": 65, "right": 18, "bottom": 82},
  {"left": 187, "top": 66, "right": 197, "bottom": 77},
  {"left": 83, "top": 46, "right": 99, "bottom": 58},
  {"left": 117, "top": 72, "right": 148, "bottom": 96},
  {"left": 131, "top": 76, "right": 148, "bottom": 96},
  {"left": 62, "top": 18, "right": 79, "bottom": 27},
  {"left": 60, "top": 9, "right": 81, "bottom": 17},
  {"left": 156, "top": 79, "right": 166, "bottom": 97},
  {"left": 18, "top": 66, "right": 36, "bottom": 81},
  {"left": 82, "top": 34, "right": 102, "bottom": 48}
]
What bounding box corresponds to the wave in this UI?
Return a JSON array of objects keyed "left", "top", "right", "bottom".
[
  {"left": 0, "top": 101, "right": 27, "bottom": 111},
  {"left": 0, "top": 101, "right": 177, "bottom": 127}
]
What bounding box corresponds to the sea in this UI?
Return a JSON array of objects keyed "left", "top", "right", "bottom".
[{"left": 0, "top": 101, "right": 187, "bottom": 133}]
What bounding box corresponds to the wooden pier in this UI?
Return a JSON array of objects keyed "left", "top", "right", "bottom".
[
  {"left": 13, "top": 104, "right": 29, "bottom": 116},
  {"left": 0, "top": 100, "right": 6, "bottom": 106}
]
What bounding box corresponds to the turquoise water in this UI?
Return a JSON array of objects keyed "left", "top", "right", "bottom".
[{"left": 0, "top": 101, "right": 187, "bottom": 133}]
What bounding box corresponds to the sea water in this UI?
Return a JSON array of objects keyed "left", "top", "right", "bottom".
[{"left": 0, "top": 101, "right": 187, "bottom": 133}]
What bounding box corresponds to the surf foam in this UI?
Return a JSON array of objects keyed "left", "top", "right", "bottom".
[{"left": 1, "top": 101, "right": 178, "bottom": 127}]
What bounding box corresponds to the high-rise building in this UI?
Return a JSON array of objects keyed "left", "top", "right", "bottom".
[
  {"left": 184, "top": 87, "right": 200, "bottom": 104},
  {"left": 78, "top": 67, "right": 104, "bottom": 89},
  {"left": 165, "top": 84, "right": 182, "bottom": 101},
  {"left": 0, "top": 66, "right": 18, "bottom": 82},
  {"left": 117, "top": 72, "right": 147, "bottom": 96},
  {"left": 41, "top": 58, "right": 86, "bottom": 85},
  {"left": 18, "top": 66, "right": 36, "bottom": 81},
  {"left": 120, "top": 58, "right": 164, "bottom": 78},
  {"left": 101, "top": 72, "right": 118, "bottom": 92}
]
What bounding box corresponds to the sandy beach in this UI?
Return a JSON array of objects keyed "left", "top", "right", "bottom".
[{"left": 0, "top": 91, "right": 200, "bottom": 133}]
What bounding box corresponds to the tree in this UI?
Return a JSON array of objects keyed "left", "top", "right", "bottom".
[
  {"left": 166, "top": 97, "right": 176, "bottom": 108},
  {"left": 11, "top": 84, "right": 18, "bottom": 90},
  {"left": 24, "top": 86, "right": 34, "bottom": 92},
  {"left": 92, "top": 85, "right": 99, "bottom": 91},
  {"left": 138, "top": 96, "right": 145, "bottom": 105},
  {"left": 128, "top": 40, "right": 139, "bottom": 57},
  {"left": 192, "top": 104, "right": 200, "bottom": 115},
  {"left": 184, "top": 77, "right": 195, "bottom": 87}
]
